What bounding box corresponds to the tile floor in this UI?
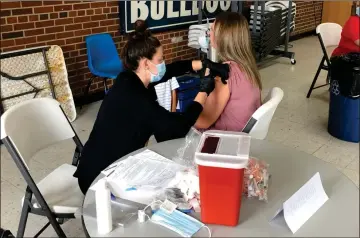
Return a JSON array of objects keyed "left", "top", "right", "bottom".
[{"left": 1, "top": 36, "right": 359, "bottom": 236}]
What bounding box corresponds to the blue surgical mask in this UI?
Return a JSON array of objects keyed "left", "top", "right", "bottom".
[
  {"left": 149, "top": 61, "right": 166, "bottom": 83},
  {"left": 151, "top": 208, "right": 206, "bottom": 237},
  {"left": 356, "top": 6, "right": 359, "bottom": 16},
  {"left": 198, "top": 36, "right": 209, "bottom": 49}
]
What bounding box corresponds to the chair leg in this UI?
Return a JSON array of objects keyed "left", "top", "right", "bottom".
[
  {"left": 326, "top": 71, "right": 331, "bottom": 84},
  {"left": 103, "top": 78, "right": 109, "bottom": 94},
  {"left": 34, "top": 222, "right": 51, "bottom": 238},
  {"left": 3, "top": 138, "right": 66, "bottom": 238},
  {"left": 80, "top": 76, "right": 95, "bottom": 110},
  {"left": 17, "top": 187, "right": 32, "bottom": 238},
  {"left": 46, "top": 214, "right": 66, "bottom": 238},
  {"left": 71, "top": 146, "right": 81, "bottom": 166},
  {"left": 17, "top": 203, "right": 30, "bottom": 238},
  {"left": 33, "top": 219, "right": 69, "bottom": 238},
  {"left": 58, "top": 218, "right": 66, "bottom": 225},
  {"left": 307, "top": 56, "right": 326, "bottom": 98}
]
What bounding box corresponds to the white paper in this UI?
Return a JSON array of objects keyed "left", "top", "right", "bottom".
[
  {"left": 270, "top": 207, "right": 284, "bottom": 221},
  {"left": 134, "top": 149, "right": 176, "bottom": 163},
  {"left": 101, "top": 162, "right": 121, "bottom": 176},
  {"left": 283, "top": 172, "right": 329, "bottom": 233},
  {"left": 108, "top": 150, "right": 185, "bottom": 190}
]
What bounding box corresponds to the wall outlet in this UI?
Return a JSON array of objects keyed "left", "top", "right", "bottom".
[{"left": 171, "top": 36, "right": 183, "bottom": 43}]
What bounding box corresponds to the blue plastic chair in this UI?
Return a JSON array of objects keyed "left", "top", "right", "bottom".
[{"left": 84, "top": 33, "right": 123, "bottom": 99}]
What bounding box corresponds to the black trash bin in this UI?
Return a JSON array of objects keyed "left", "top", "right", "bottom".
[
  {"left": 330, "top": 53, "right": 360, "bottom": 98},
  {"left": 328, "top": 53, "right": 360, "bottom": 143}
]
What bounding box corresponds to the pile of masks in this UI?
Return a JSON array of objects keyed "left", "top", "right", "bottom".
[
  {"left": 187, "top": 23, "right": 209, "bottom": 54},
  {"left": 154, "top": 169, "right": 201, "bottom": 213}
]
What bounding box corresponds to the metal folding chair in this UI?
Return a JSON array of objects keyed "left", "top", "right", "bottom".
[
  {"left": 306, "top": 23, "right": 342, "bottom": 98},
  {"left": 1, "top": 98, "right": 84, "bottom": 238}
]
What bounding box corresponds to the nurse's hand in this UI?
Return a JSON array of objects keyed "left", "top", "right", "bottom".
[
  {"left": 201, "top": 59, "right": 230, "bottom": 85},
  {"left": 199, "top": 76, "right": 215, "bottom": 96}
]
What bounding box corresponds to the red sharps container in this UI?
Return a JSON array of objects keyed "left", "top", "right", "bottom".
[{"left": 195, "top": 130, "right": 250, "bottom": 226}]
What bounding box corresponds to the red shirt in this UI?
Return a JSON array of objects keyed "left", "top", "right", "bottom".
[{"left": 332, "top": 16, "right": 360, "bottom": 57}]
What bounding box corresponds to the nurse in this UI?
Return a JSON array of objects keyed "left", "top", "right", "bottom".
[{"left": 73, "top": 20, "right": 230, "bottom": 194}]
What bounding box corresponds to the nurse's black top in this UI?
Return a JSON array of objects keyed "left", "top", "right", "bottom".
[{"left": 73, "top": 60, "right": 202, "bottom": 194}]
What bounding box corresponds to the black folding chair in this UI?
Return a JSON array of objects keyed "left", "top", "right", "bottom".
[
  {"left": 1, "top": 98, "right": 84, "bottom": 238},
  {"left": 306, "top": 23, "right": 342, "bottom": 98}
]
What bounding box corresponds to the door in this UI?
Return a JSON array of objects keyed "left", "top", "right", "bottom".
[{"left": 322, "top": 1, "right": 353, "bottom": 26}]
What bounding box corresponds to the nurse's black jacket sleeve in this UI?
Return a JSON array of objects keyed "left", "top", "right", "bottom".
[
  {"left": 152, "top": 60, "right": 194, "bottom": 86},
  {"left": 148, "top": 100, "right": 203, "bottom": 142}
]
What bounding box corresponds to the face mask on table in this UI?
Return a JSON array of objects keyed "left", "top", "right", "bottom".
[
  {"left": 198, "top": 36, "right": 210, "bottom": 49},
  {"left": 151, "top": 208, "right": 211, "bottom": 237},
  {"left": 149, "top": 61, "right": 166, "bottom": 83}
]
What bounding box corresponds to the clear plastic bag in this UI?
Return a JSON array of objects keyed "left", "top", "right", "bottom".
[
  {"left": 155, "top": 188, "right": 187, "bottom": 204},
  {"left": 152, "top": 188, "right": 190, "bottom": 212},
  {"left": 243, "top": 157, "right": 270, "bottom": 201},
  {"left": 153, "top": 169, "right": 200, "bottom": 212},
  {"left": 173, "top": 127, "right": 202, "bottom": 169}
]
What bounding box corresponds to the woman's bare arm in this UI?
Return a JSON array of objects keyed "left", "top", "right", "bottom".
[{"left": 195, "top": 77, "right": 230, "bottom": 129}]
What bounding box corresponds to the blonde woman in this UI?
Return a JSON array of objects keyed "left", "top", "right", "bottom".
[{"left": 195, "top": 12, "right": 262, "bottom": 131}]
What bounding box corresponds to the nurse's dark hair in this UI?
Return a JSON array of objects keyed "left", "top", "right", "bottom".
[{"left": 121, "top": 20, "right": 161, "bottom": 71}]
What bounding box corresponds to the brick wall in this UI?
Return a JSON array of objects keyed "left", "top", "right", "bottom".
[
  {"left": 293, "top": 1, "right": 323, "bottom": 35},
  {"left": 0, "top": 0, "right": 197, "bottom": 97},
  {"left": 0, "top": 1, "right": 322, "bottom": 98}
]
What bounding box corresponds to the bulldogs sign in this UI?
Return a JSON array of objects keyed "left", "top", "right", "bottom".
[{"left": 119, "top": 0, "right": 231, "bottom": 33}]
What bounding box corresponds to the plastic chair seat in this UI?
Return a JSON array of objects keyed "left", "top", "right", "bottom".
[
  {"left": 92, "top": 59, "right": 123, "bottom": 79},
  {"left": 23, "top": 164, "right": 83, "bottom": 214},
  {"left": 86, "top": 33, "right": 123, "bottom": 80},
  {"left": 243, "top": 87, "right": 284, "bottom": 139}
]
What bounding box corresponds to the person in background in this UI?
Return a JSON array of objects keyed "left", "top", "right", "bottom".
[
  {"left": 155, "top": 77, "right": 179, "bottom": 112},
  {"left": 331, "top": 4, "right": 360, "bottom": 57},
  {"left": 195, "top": 12, "right": 262, "bottom": 131},
  {"left": 330, "top": 4, "right": 360, "bottom": 97},
  {"left": 73, "top": 20, "right": 229, "bottom": 194}
]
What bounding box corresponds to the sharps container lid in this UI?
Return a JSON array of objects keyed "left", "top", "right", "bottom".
[{"left": 195, "top": 130, "right": 250, "bottom": 169}]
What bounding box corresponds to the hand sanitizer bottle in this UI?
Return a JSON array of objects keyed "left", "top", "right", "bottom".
[{"left": 95, "top": 179, "right": 113, "bottom": 234}]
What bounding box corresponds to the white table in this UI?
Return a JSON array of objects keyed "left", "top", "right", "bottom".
[{"left": 82, "top": 139, "right": 359, "bottom": 237}]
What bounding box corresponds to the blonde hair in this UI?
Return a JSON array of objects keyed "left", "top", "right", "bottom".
[{"left": 214, "top": 12, "right": 262, "bottom": 90}]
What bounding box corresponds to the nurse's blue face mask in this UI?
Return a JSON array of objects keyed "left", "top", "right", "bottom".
[
  {"left": 151, "top": 208, "right": 210, "bottom": 237},
  {"left": 148, "top": 60, "right": 166, "bottom": 83}
]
